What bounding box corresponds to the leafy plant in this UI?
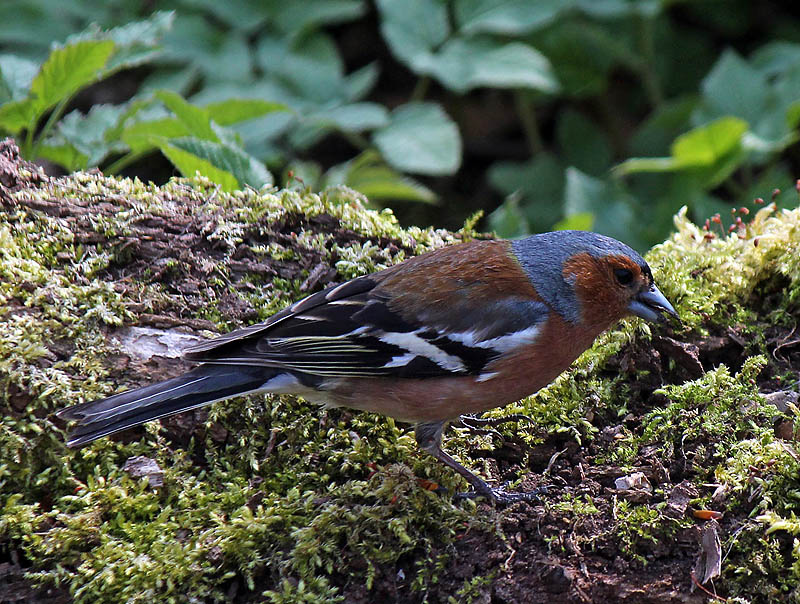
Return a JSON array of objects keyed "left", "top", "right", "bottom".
[{"left": 2, "top": 1, "right": 800, "bottom": 244}]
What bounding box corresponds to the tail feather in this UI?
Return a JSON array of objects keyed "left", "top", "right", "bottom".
[{"left": 58, "top": 365, "right": 276, "bottom": 447}]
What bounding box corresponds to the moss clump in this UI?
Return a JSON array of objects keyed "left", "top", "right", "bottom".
[
  {"left": 0, "top": 151, "right": 479, "bottom": 602},
  {"left": 648, "top": 204, "right": 800, "bottom": 331},
  {"left": 2, "top": 140, "right": 800, "bottom": 601}
]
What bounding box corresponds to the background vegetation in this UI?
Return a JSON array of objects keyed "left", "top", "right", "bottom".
[
  {"left": 3, "top": 1, "right": 800, "bottom": 602},
  {"left": 2, "top": 0, "right": 800, "bottom": 247}
]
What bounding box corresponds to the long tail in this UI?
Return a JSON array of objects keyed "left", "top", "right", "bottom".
[{"left": 57, "top": 365, "right": 277, "bottom": 447}]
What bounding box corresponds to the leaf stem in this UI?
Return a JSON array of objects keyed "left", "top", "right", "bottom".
[
  {"left": 411, "top": 77, "right": 431, "bottom": 102},
  {"left": 104, "top": 150, "right": 148, "bottom": 175},
  {"left": 31, "top": 96, "right": 73, "bottom": 158},
  {"left": 637, "top": 13, "right": 663, "bottom": 107},
  {"left": 513, "top": 90, "right": 544, "bottom": 156}
]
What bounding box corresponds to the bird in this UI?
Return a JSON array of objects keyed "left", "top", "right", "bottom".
[{"left": 57, "top": 230, "right": 678, "bottom": 503}]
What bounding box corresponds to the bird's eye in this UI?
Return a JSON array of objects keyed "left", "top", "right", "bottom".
[{"left": 614, "top": 268, "right": 634, "bottom": 285}]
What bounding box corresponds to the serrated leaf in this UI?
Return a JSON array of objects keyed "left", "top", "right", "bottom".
[
  {"left": 166, "top": 137, "right": 273, "bottom": 191},
  {"left": 0, "top": 54, "right": 39, "bottom": 103},
  {"left": 56, "top": 104, "right": 130, "bottom": 166},
  {"left": 615, "top": 117, "right": 748, "bottom": 178},
  {"left": 68, "top": 11, "right": 174, "bottom": 75},
  {"left": 346, "top": 154, "right": 435, "bottom": 203},
  {"left": 37, "top": 141, "right": 87, "bottom": 171},
  {"left": 700, "top": 50, "right": 767, "bottom": 128},
  {"left": 122, "top": 118, "right": 190, "bottom": 153},
  {"left": 373, "top": 102, "right": 461, "bottom": 176},
  {"left": 159, "top": 141, "right": 240, "bottom": 192},
  {"left": 0, "top": 98, "right": 36, "bottom": 133},
  {"left": 30, "top": 40, "right": 115, "bottom": 116},
  {"left": 156, "top": 90, "right": 218, "bottom": 141}
]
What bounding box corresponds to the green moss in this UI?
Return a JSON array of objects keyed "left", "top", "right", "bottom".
[
  {"left": 648, "top": 204, "right": 800, "bottom": 331},
  {"left": 3, "top": 165, "right": 800, "bottom": 601}
]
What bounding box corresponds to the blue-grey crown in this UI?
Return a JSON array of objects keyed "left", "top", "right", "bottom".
[{"left": 510, "top": 231, "right": 648, "bottom": 324}]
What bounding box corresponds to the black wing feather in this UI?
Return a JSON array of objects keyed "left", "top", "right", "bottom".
[{"left": 184, "top": 274, "right": 547, "bottom": 380}]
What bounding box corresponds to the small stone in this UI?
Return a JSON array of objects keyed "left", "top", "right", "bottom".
[{"left": 123, "top": 456, "right": 164, "bottom": 487}]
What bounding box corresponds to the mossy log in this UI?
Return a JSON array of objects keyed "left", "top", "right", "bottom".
[{"left": 2, "top": 138, "right": 800, "bottom": 603}]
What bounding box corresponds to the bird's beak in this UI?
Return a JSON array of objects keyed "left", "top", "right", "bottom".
[{"left": 628, "top": 285, "right": 679, "bottom": 323}]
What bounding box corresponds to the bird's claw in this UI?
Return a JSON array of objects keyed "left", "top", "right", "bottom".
[
  {"left": 454, "top": 484, "right": 550, "bottom": 506},
  {"left": 458, "top": 413, "right": 533, "bottom": 430}
]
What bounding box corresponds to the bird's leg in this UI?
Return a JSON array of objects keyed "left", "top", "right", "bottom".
[{"left": 414, "top": 421, "right": 546, "bottom": 505}]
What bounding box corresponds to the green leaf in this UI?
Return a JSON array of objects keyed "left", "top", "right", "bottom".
[
  {"left": 56, "top": 104, "right": 129, "bottom": 166},
  {"left": 166, "top": 137, "right": 273, "bottom": 190},
  {"left": 488, "top": 152, "right": 565, "bottom": 232},
  {"left": 30, "top": 40, "right": 115, "bottom": 116},
  {"left": 700, "top": 50, "right": 768, "bottom": 129},
  {"left": 488, "top": 193, "right": 531, "bottom": 238},
  {"left": 156, "top": 90, "right": 218, "bottom": 141},
  {"left": 535, "top": 21, "right": 617, "bottom": 98},
  {"left": 373, "top": 102, "right": 462, "bottom": 176},
  {"left": 697, "top": 47, "right": 800, "bottom": 145},
  {"left": 289, "top": 103, "right": 390, "bottom": 150},
  {"left": 334, "top": 151, "right": 436, "bottom": 203},
  {"left": 284, "top": 159, "right": 323, "bottom": 189},
  {"left": 0, "top": 54, "right": 39, "bottom": 102},
  {"left": 615, "top": 117, "right": 748, "bottom": 177},
  {"left": 36, "top": 141, "right": 87, "bottom": 172},
  {"left": 69, "top": 11, "right": 175, "bottom": 75},
  {"left": 122, "top": 118, "right": 190, "bottom": 153},
  {"left": 563, "top": 168, "right": 640, "bottom": 248},
  {"left": 256, "top": 32, "right": 345, "bottom": 103},
  {"left": 0, "top": 99, "right": 36, "bottom": 133},
  {"left": 176, "top": 0, "right": 271, "bottom": 32},
  {"left": 630, "top": 96, "right": 697, "bottom": 156},
  {"left": 270, "top": 0, "right": 367, "bottom": 34},
  {"left": 159, "top": 141, "right": 240, "bottom": 193},
  {"left": 455, "top": 0, "right": 566, "bottom": 35},
  {"left": 671, "top": 117, "right": 748, "bottom": 167},
  {"left": 376, "top": 0, "right": 449, "bottom": 73},
  {"left": 343, "top": 62, "right": 380, "bottom": 102},
  {"left": 556, "top": 109, "right": 611, "bottom": 175},
  {"left": 427, "top": 36, "right": 559, "bottom": 94},
  {"left": 309, "top": 103, "right": 390, "bottom": 132},
  {"left": 204, "top": 99, "right": 289, "bottom": 126},
  {"left": 553, "top": 212, "right": 594, "bottom": 231},
  {"left": 751, "top": 41, "right": 800, "bottom": 77},
  {"left": 575, "top": 0, "right": 661, "bottom": 18}
]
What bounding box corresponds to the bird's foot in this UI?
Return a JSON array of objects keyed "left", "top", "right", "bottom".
[
  {"left": 456, "top": 414, "right": 534, "bottom": 440},
  {"left": 455, "top": 483, "right": 550, "bottom": 506}
]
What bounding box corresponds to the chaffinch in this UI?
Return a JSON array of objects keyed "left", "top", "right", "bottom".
[{"left": 58, "top": 230, "right": 678, "bottom": 503}]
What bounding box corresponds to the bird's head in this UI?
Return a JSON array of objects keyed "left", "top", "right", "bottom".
[{"left": 511, "top": 231, "right": 678, "bottom": 328}]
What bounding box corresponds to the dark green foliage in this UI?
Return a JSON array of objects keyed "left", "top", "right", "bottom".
[{"left": 3, "top": 1, "right": 800, "bottom": 243}]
